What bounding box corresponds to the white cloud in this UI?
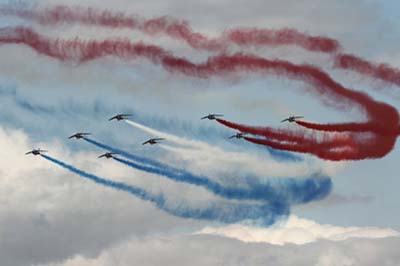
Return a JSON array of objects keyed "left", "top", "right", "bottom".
[
  {"left": 0, "top": 125, "right": 208, "bottom": 266},
  {"left": 196, "top": 215, "right": 399, "bottom": 245},
  {"left": 37, "top": 234, "right": 400, "bottom": 266},
  {"left": 1, "top": 1, "right": 399, "bottom": 266},
  {"left": 0, "top": 124, "right": 336, "bottom": 266}
]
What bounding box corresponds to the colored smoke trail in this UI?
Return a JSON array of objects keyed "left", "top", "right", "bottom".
[
  {"left": 215, "top": 118, "right": 360, "bottom": 149},
  {"left": 216, "top": 117, "right": 398, "bottom": 161},
  {"left": 123, "top": 119, "right": 312, "bottom": 175},
  {"left": 0, "top": 26, "right": 398, "bottom": 160},
  {"left": 295, "top": 120, "right": 400, "bottom": 135},
  {"left": 243, "top": 137, "right": 358, "bottom": 162},
  {"left": 0, "top": 26, "right": 393, "bottom": 121},
  {"left": 0, "top": 26, "right": 389, "bottom": 121},
  {"left": 0, "top": 5, "right": 338, "bottom": 53},
  {"left": 335, "top": 54, "right": 400, "bottom": 88},
  {"left": 40, "top": 154, "right": 289, "bottom": 225},
  {"left": 85, "top": 136, "right": 333, "bottom": 204},
  {"left": 113, "top": 156, "right": 332, "bottom": 204},
  {"left": 2, "top": 5, "right": 400, "bottom": 87},
  {"left": 83, "top": 137, "right": 175, "bottom": 172}
]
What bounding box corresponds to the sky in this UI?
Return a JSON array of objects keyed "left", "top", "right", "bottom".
[{"left": 0, "top": 0, "right": 399, "bottom": 265}]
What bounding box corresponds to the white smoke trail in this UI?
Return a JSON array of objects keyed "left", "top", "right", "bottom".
[
  {"left": 125, "top": 119, "right": 205, "bottom": 149},
  {"left": 125, "top": 120, "right": 341, "bottom": 178}
]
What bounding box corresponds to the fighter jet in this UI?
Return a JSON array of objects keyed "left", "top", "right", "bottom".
[
  {"left": 68, "top": 132, "right": 91, "bottom": 139},
  {"left": 25, "top": 149, "right": 47, "bottom": 155},
  {"left": 281, "top": 115, "right": 304, "bottom": 123},
  {"left": 142, "top": 138, "right": 165, "bottom": 145},
  {"left": 108, "top": 114, "right": 132, "bottom": 121},
  {"left": 229, "top": 132, "right": 247, "bottom": 139},
  {"left": 98, "top": 152, "right": 118, "bottom": 159},
  {"left": 201, "top": 114, "right": 223, "bottom": 120}
]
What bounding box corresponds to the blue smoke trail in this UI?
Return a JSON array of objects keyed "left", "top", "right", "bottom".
[
  {"left": 41, "top": 154, "right": 289, "bottom": 225},
  {"left": 85, "top": 138, "right": 331, "bottom": 204},
  {"left": 84, "top": 138, "right": 174, "bottom": 172},
  {"left": 113, "top": 156, "right": 332, "bottom": 204},
  {"left": 0, "top": 86, "right": 299, "bottom": 161}
]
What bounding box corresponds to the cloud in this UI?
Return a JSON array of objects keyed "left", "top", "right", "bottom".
[
  {"left": 0, "top": 125, "right": 207, "bottom": 266},
  {"left": 37, "top": 234, "right": 400, "bottom": 266},
  {"left": 0, "top": 123, "right": 330, "bottom": 265},
  {"left": 1, "top": 1, "right": 399, "bottom": 266},
  {"left": 196, "top": 215, "right": 399, "bottom": 245}
]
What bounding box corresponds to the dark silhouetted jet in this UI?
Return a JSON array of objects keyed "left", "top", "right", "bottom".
[
  {"left": 68, "top": 132, "right": 91, "bottom": 139},
  {"left": 229, "top": 132, "right": 247, "bottom": 139},
  {"left": 201, "top": 114, "right": 223, "bottom": 120},
  {"left": 98, "top": 152, "right": 118, "bottom": 159},
  {"left": 25, "top": 149, "right": 47, "bottom": 155},
  {"left": 142, "top": 138, "right": 165, "bottom": 145},
  {"left": 281, "top": 115, "right": 304, "bottom": 123},
  {"left": 109, "top": 114, "right": 132, "bottom": 121}
]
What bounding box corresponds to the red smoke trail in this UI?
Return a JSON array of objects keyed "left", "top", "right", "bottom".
[
  {"left": 216, "top": 118, "right": 311, "bottom": 143},
  {"left": 0, "top": 26, "right": 398, "bottom": 160},
  {"left": 215, "top": 118, "right": 357, "bottom": 149},
  {"left": 0, "top": 26, "right": 171, "bottom": 62},
  {"left": 243, "top": 137, "right": 360, "bottom": 161},
  {"left": 336, "top": 54, "right": 400, "bottom": 87},
  {"left": 295, "top": 120, "right": 399, "bottom": 135},
  {"left": 0, "top": 5, "right": 339, "bottom": 53},
  {"left": 244, "top": 132, "right": 397, "bottom": 161},
  {"left": 2, "top": 5, "right": 400, "bottom": 87},
  {"left": 0, "top": 5, "right": 224, "bottom": 51}
]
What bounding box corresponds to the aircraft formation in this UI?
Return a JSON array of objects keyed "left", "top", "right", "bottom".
[{"left": 26, "top": 113, "right": 304, "bottom": 156}]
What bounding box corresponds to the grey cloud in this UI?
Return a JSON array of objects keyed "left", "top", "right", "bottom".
[
  {"left": 0, "top": 168, "right": 202, "bottom": 266},
  {"left": 39, "top": 234, "right": 400, "bottom": 266}
]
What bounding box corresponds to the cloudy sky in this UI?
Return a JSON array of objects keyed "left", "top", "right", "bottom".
[{"left": 0, "top": 0, "right": 399, "bottom": 265}]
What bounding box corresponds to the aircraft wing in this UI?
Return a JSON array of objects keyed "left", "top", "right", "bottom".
[
  {"left": 229, "top": 135, "right": 236, "bottom": 139},
  {"left": 25, "top": 151, "right": 33, "bottom": 155},
  {"left": 98, "top": 154, "right": 106, "bottom": 158},
  {"left": 200, "top": 116, "right": 208, "bottom": 120},
  {"left": 281, "top": 118, "right": 289, "bottom": 123},
  {"left": 68, "top": 135, "right": 76, "bottom": 139},
  {"left": 142, "top": 140, "right": 150, "bottom": 145}
]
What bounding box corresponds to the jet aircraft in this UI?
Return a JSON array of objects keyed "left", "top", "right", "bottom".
[
  {"left": 109, "top": 114, "right": 132, "bottom": 121},
  {"left": 229, "top": 132, "right": 247, "bottom": 139},
  {"left": 201, "top": 114, "right": 223, "bottom": 120},
  {"left": 142, "top": 138, "right": 165, "bottom": 145},
  {"left": 68, "top": 132, "right": 91, "bottom": 139},
  {"left": 281, "top": 115, "right": 304, "bottom": 123},
  {"left": 25, "top": 149, "right": 47, "bottom": 155},
  {"left": 98, "top": 152, "right": 118, "bottom": 159}
]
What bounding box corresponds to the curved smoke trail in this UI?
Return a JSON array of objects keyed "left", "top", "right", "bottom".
[
  {"left": 0, "top": 27, "right": 398, "bottom": 160},
  {"left": 113, "top": 156, "right": 332, "bottom": 204},
  {"left": 40, "top": 154, "right": 289, "bottom": 225},
  {"left": 84, "top": 137, "right": 175, "bottom": 172},
  {"left": 124, "top": 119, "right": 308, "bottom": 175},
  {"left": 0, "top": 5, "right": 339, "bottom": 53},
  {"left": 2, "top": 5, "right": 400, "bottom": 87},
  {"left": 83, "top": 137, "right": 332, "bottom": 204}
]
